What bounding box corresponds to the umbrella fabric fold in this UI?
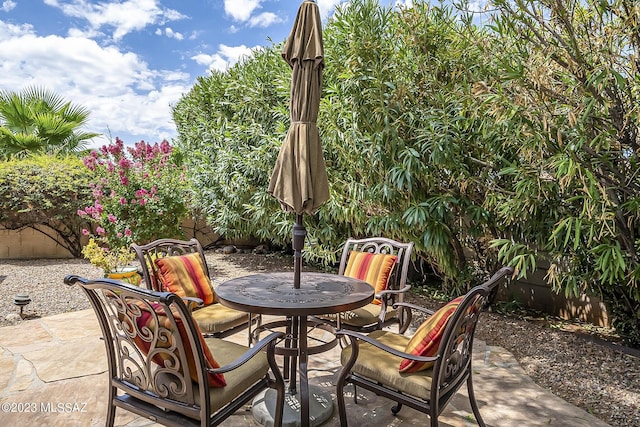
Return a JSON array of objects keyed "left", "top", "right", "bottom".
[{"left": 268, "top": 0, "right": 329, "bottom": 215}]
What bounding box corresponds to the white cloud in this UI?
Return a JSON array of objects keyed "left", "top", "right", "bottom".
[
  {"left": 1, "top": 1, "right": 16, "bottom": 13},
  {"left": 163, "top": 27, "right": 184, "bottom": 40},
  {"left": 0, "top": 20, "right": 31, "bottom": 37},
  {"left": 223, "top": 0, "right": 262, "bottom": 22},
  {"left": 67, "top": 26, "right": 103, "bottom": 39},
  {"left": 192, "top": 44, "right": 255, "bottom": 72},
  {"left": 317, "top": 0, "right": 344, "bottom": 20},
  {"left": 248, "top": 12, "right": 282, "bottom": 28},
  {"left": 393, "top": 0, "right": 413, "bottom": 8},
  {"left": 43, "top": 0, "right": 186, "bottom": 41},
  {"left": 467, "top": 1, "right": 491, "bottom": 13},
  {"left": 0, "top": 22, "right": 191, "bottom": 143}
]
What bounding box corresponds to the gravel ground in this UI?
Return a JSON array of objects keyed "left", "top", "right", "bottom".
[{"left": 1, "top": 251, "right": 638, "bottom": 426}]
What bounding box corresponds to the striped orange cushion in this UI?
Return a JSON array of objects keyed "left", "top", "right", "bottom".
[
  {"left": 155, "top": 253, "right": 215, "bottom": 305},
  {"left": 399, "top": 296, "right": 463, "bottom": 373},
  {"left": 132, "top": 301, "right": 226, "bottom": 387},
  {"left": 344, "top": 251, "right": 397, "bottom": 305}
]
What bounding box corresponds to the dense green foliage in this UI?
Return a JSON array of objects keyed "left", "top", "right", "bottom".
[
  {"left": 321, "top": 2, "right": 509, "bottom": 283},
  {"left": 0, "top": 155, "right": 94, "bottom": 256},
  {"left": 481, "top": 0, "right": 640, "bottom": 345},
  {"left": 0, "top": 86, "right": 100, "bottom": 159},
  {"left": 173, "top": 0, "right": 640, "bottom": 345},
  {"left": 173, "top": 1, "right": 507, "bottom": 280},
  {"left": 172, "top": 45, "right": 295, "bottom": 250}
]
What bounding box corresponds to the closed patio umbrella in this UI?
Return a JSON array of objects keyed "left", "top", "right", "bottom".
[
  {"left": 268, "top": 0, "right": 329, "bottom": 289},
  {"left": 264, "top": 2, "right": 333, "bottom": 424}
]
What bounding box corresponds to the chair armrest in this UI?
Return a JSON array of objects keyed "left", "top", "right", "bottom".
[
  {"left": 336, "top": 329, "right": 439, "bottom": 363},
  {"left": 181, "top": 297, "right": 204, "bottom": 313},
  {"left": 393, "top": 301, "right": 435, "bottom": 316},
  {"left": 208, "top": 332, "right": 285, "bottom": 374},
  {"left": 376, "top": 285, "right": 411, "bottom": 299}
]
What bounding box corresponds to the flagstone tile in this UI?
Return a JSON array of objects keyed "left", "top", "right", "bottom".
[
  {"left": 22, "top": 337, "right": 107, "bottom": 383},
  {"left": 0, "top": 322, "right": 53, "bottom": 352}
]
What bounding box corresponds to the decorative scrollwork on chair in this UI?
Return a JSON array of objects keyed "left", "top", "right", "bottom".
[{"left": 65, "top": 275, "right": 285, "bottom": 427}]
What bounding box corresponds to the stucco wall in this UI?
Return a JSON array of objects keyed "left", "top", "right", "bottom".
[
  {"left": 497, "top": 265, "right": 611, "bottom": 327},
  {"left": 0, "top": 226, "right": 75, "bottom": 259},
  {"left": 0, "top": 220, "right": 221, "bottom": 259}
]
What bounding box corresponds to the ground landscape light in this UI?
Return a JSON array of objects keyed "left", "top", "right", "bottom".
[{"left": 13, "top": 293, "right": 31, "bottom": 317}]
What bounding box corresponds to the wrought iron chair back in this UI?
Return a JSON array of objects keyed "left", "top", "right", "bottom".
[
  {"left": 332, "top": 237, "right": 415, "bottom": 333},
  {"left": 132, "top": 238, "right": 207, "bottom": 292}
]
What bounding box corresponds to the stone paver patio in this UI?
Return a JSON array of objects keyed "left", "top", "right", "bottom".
[{"left": 0, "top": 309, "right": 610, "bottom": 426}]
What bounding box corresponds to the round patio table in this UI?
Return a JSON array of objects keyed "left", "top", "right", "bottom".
[{"left": 216, "top": 272, "right": 373, "bottom": 427}]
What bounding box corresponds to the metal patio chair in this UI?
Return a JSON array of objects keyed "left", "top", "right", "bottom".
[
  {"left": 132, "top": 238, "right": 258, "bottom": 342},
  {"left": 315, "top": 237, "right": 414, "bottom": 337},
  {"left": 65, "top": 275, "right": 285, "bottom": 427},
  {"left": 335, "top": 266, "right": 514, "bottom": 426}
]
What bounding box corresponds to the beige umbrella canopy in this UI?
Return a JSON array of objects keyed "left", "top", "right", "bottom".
[
  {"left": 268, "top": 0, "right": 329, "bottom": 215},
  {"left": 269, "top": 0, "right": 329, "bottom": 289}
]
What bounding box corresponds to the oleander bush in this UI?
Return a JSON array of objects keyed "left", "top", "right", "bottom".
[{"left": 173, "top": 0, "right": 640, "bottom": 346}]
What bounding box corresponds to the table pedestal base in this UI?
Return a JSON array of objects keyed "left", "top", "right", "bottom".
[{"left": 252, "top": 387, "right": 334, "bottom": 427}]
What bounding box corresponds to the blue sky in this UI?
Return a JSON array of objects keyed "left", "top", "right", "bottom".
[{"left": 0, "top": 0, "right": 486, "bottom": 147}]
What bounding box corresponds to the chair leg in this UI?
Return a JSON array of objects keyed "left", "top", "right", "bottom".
[
  {"left": 398, "top": 306, "right": 412, "bottom": 334},
  {"left": 248, "top": 313, "right": 262, "bottom": 347},
  {"left": 391, "top": 402, "right": 403, "bottom": 415},
  {"left": 431, "top": 399, "right": 440, "bottom": 427},
  {"left": 273, "top": 384, "right": 285, "bottom": 427},
  {"left": 337, "top": 314, "right": 349, "bottom": 349},
  {"left": 467, "top": 375, "right": 486, "bottom": 427},
  {"left": 336, "top": 376, "right": 349, "bottom": 426},
  {"left": 106, "top": 387, "right": 116, "bottom": 427},
  {"left": 247, "top": 313, "right": 253, "bottom": 347}
]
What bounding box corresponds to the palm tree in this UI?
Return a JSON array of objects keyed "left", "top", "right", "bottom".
[{"left": 0, "top": 86, "right": 100, "bottom": 159}]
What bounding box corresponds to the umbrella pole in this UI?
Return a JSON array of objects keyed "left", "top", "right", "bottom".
[
  {"left": 292, "top": 213, "right": 306, "bottom": 289},
  {"left": 287, "top": 213, "right": 306, "bottom": 394}
]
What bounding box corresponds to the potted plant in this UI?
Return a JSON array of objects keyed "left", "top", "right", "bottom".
[{"left": 81, "top": 238, "right": 139, "bottom": 284}]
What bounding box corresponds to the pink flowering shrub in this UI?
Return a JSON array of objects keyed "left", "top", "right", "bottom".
[{"left": 78, "top": 138, "right": 189, "bottom": 252}]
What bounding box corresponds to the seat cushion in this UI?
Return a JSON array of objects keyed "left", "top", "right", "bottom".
[
  {"left": 344, "top": 251, "right": 397, "bottom": 305},
  {"left": 164, "top": 338, "right": 271, "bottom": 412},
  {"left": 319, "top": 304, "right": 397, "bottom": 327},
  {"left": 200, "top": 338, "right": 271, "bottom": 412},
  {"left": 341, "top": 330, "right": 433, "bottom": 399},
  {"left": 399, "top": 296, "right": 463, "bottom": 373},
  {"left": 131, "top": 301, "right": 226, "bottom": 387},
  {"left": 192, "top": 303, "right": 250, "bottom": 334},
  {"left": 155, "top": 253, "right": 216, "bottom": 305}
]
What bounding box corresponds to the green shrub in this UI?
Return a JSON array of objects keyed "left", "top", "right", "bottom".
[
  {"left": 0, "top": 155, "right": 94, "bottom": 256},
  {"left": 173, "top": 0, "right": 640, "bottom": 346}
]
